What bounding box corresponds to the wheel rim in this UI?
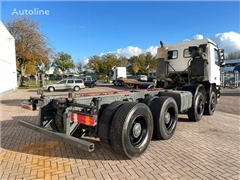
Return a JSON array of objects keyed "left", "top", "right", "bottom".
[
  {"left": 210, "top": 96, "right": 216, "bottom": 112},
  {"left": 197, "top": 99, "right": 204, "bottom": 114},
  {"left": 164, "top": 107, "right": 176, "bottom": 132},
  {"left": 130, "top": 116, "right": 147, "bottom": 146},
  {"left": 132, "top": 123, "right": 142, "bottom": 138}
]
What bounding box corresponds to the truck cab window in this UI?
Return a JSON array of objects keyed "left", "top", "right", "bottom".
[
  {"left": 168, "top": 50, "right": 178, "bottom": 60},
  {"left": 183, "top": 49, "right": 191, "bottom": 58}
]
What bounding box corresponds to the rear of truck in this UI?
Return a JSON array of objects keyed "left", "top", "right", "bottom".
[{"left": 20, "top": 88, "right": 193, "bottom": 159}]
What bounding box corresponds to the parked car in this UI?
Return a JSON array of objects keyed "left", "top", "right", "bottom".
[
  {"left": 44, "top": 79, "right": 85, "bottom": 92},
  {"left": 233, "top": 64, "right": 240, "bottom": 73},
  {"left": 136, "top": 75, "right": 147, "bottom": 82},
  {"left": 81, "top": 76, "right": 98, "bottom": 88},
  {"left": 223, "top": 77, "right": 240, "bottom": 87},
  {"left": 147, "top": 76, "right": 156, "bottom": 82}
]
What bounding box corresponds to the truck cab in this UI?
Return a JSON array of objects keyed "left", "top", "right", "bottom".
[
  {"left": 155, "top": 38, "right": 225, "bottom": 120},
  {"left": 165, "top": 39, "right": 223, "bottom": 86},
  {"left": 110, "top": 66, "right": 127, "bottom": 85}
]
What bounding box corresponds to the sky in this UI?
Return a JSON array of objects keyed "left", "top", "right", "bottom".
[{"left": 1, "top": 1, "right": 240, "bottom": 65}]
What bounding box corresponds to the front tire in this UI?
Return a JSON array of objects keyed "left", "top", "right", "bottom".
[
  {"left": 48, "top": 86, "right": 55, "bottom": 92},
  {"left": 110, "top": 102, "right": 153, "bottom": 159},
  {"left": 204, "top": 91, "right": 216, "bottom": 115},
  {"left": 187, "top": 92, "right": 205, "bottom": 121}
]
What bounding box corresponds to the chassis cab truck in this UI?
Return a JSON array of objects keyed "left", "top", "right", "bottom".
[
  {"left": 110, "top": 66, "right": 127, "bottom": 85},
  {"left": 155, "top": 38, "right": 224, "bottom": 121},
  {"left": 19, "top": 39, "right": 224, "bottom": 159}
]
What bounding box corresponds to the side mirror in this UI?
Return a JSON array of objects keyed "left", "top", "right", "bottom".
[{"left": 219, "top": 49, "right": 225, "bottom": 65}]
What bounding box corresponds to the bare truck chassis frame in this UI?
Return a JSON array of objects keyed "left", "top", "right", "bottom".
[{"left": 19, "top": 88, "right": 192, "bottom": 158}]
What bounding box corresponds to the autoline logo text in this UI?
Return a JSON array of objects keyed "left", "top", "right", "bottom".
[{"left": 12, "top": 8, "right": 50, "bottom": 16}]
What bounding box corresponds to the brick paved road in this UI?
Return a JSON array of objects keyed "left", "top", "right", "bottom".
[{"left": 0, "top": 85, "right": 239, "bottom": 180}]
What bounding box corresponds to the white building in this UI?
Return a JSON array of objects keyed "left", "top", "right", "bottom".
[{"left": 0, "top": 21, "right": 18, "bottom": 94}]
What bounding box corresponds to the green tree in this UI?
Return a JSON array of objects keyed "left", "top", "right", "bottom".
[
  {"left": 6, "top": 17, "right": 51, "bottom": 86},
  {"left": 127, "top": 56, "right": 138, "bottom": 74},
  {"left": 101, "top": 53, "right": 120, "bottom": 73},
  {"left": 84, "top": 55, "right": 103, "bottom": 73},
  {"left": 132, "top": 63, "right": 139, "bottom": 75},
  {"left": 145, "top": 52, "right": 156, "bottom": 76},
  {"left": 53, "top": 68, "right": 60, "bottom": 75},
  {"left": 75, "top": 61, "right": 83, "bottom": 74},
  {"left": 52, "top": 52, "right": 75, "bottom": 74},
  {"left": 137, "top": 53, "right": 147, "bottom": 74},
  {"left": 118, "top": 56, "right": 129, "bottom": 67}
]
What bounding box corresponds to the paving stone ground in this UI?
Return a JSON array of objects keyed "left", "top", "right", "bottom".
[{"left": 0, "top": 84, "right": 239, "bottom": 180}]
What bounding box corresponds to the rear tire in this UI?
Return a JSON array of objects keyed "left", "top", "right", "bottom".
[
  {"left": 141, "top": 95, "right": 159, "bottom": 107},
  {"left": 54, "top": 108, "right": 65, "bottom": 132},
  {"left": 204, "top": 91, "right": 216, "bottom": 115},
  {"left": 53, "top": 109, "right": 84, "bottom": 138},
  {"left": 98, "top": 101, "right": 126, "bottom": 152},
  {"left": 89, "top": 83, "right": 95, "bottom": 88},
  {"left": 74, "top": 86, "right": 80, "bottom": 91},
  {"left": 187, "top": 92, "right": 205, "bottom": 121},
  {"left": 149, "top": 96, "right": 178, "bottom": 140},
  {"left": 110, "top": 102, "right": 153, "bottom": 159}
]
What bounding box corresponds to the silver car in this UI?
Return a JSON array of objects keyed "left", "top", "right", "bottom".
[{"left": 44, "top": 79, "right": 85, "bottom": 92}]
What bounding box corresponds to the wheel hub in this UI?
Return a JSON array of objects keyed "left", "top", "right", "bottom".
[
  {"left": 211, "top": 97, "right": 215, "bottom": 110},
  {"left": 198, "top": 101, "right": 204, "bottom": 113},
  {"left": 165, "top": 112, "right": 171, "bottom": 124},
  {"left": 132, "top": 123, "right": 142, "bottom": 138}
]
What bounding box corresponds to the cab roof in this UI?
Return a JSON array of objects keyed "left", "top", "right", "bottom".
[{"left": 166, "top": 38, "right": 217, "bottom": 49}]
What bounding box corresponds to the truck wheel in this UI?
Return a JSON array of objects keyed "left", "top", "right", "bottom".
[
  {"left": 149, "top": 96, "right": 178, "bottom": 140},
  {"left": 73, "top": 86, "right": 80, "bottom": 91},
  {"left": 141, "top": 95, "right": 159, "bottom": 107},
  {"left": 187, "top": 92, "right": 204, "bottom": 122},
  {"left": 54, "top": 108, "right": 65, "bottom": 132},
  {"left": 89, "top": 83, "right": 95, "bottom": 88},
  {"left": 98, "top": 101, "right": 126, "bottom": 152},
  {"left": 54, "top": 108, "right": 84, "bottom": 137},
  {"left": 48, "top": 86, "right": 55, "bottom": 92},
  {"left": 110, "top": 102, "right": 153, "bottom": 159},
  {"left": 50, "top": 120, "right": 58, "bottom": 131},
  {"left": 204, "top": 91, "right": 216, "bottom": 116}
]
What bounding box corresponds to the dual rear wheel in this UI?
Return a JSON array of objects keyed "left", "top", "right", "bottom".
[
  {"left": 187, "top": 91, "right": 216, "bottom": 122},
  {"left": 98, "top": 96, "right": 178, "bottom": 159}
]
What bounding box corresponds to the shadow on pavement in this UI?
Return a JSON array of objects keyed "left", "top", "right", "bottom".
[
  {"left": 220, "top": 92, "right": 240, "bottom": 97},
  {"left": 178, "top": 117, "right": 193, "bottom": 122},
  {"left": 1, "top": 116, "right": 128, "bottom": 161},
  {"left": 1, "top": 99, "right": 24, "bottom": 107}
]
